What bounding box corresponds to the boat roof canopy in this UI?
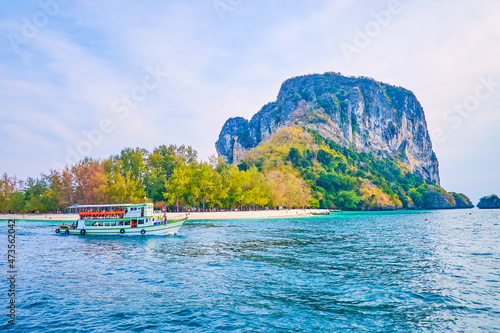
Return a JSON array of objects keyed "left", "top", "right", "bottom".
[{"left": 68, "top": 203, "right": 152, "bottom": 211}]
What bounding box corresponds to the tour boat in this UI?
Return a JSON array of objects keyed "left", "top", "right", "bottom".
[{"left": 55, "top": 203, "right": 187, "bottom": 236}]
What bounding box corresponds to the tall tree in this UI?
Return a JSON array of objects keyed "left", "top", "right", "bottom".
[
  {"left": 103, "top": 158, "right": 145, "bottom": 203},
  {"left": 117, "top": 147, "right": 147, "bottom": 180},
  {"left": 72, "top": 159, "right": 107, "bottom": 204},
  {"left": 240, "top": 167, "right": 271, "bottom": 209},
  {"left": 194, "top": 162, "right": 217, "bottom": 212},
  {"left": 0, "top": 173, "right": 23, "bottom": 212},
  {"left": 222, "top": 166, "right": 245, "bottom": 209},
  {"left": 58, "top": 167, "right": 76, "bottom": 208},
  {"left": 24, "top": 177, "right": 46, "bottom": 212},
  {"left": 164, "top": 163, "right": 193, "bottom": 212},
  {"left": 265, "top": 169, "right": 311, "bottom": 209}
]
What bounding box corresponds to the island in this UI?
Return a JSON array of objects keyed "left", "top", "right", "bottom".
[{"left": 477, "top": 194, "right": 500, "bottom": 209}]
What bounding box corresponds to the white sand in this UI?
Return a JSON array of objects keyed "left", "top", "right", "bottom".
[
  {"left": 0, "top": 209, "right": 330, "bottom": 222},
  {"left": 0, "top": 213, "right": 76, "bottom": 221},
  {"left": 181, "top": 209, "right": 316, "bottom": 220}
]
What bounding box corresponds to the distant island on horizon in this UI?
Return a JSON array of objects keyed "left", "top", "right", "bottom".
[{"left": 1, "top": 71, "right": 495, "bottom": 214}]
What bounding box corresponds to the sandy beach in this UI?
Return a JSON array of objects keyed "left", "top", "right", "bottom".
[{"left": 0, "top": 209, "right": 330, "bottom": 222}]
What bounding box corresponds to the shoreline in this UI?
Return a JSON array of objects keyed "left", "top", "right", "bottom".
[
  {"left": 0, "top": 207, "right": 481, "bottom": 223},
  {"left": 0, "top": 209, "right": 328, "bottom": 222}
]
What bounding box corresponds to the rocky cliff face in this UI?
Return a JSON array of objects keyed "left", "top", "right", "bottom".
[{"left": 216, "top": 72, "right": 440, "bottom": 185}]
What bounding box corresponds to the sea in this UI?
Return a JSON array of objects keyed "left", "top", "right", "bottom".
[{"left": 0, "top": 209, "right": 499, "bottom": 332}]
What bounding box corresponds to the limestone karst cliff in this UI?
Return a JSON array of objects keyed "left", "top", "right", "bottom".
[{"left": 216, "top": 72, "right": 440, "bottom": 185}]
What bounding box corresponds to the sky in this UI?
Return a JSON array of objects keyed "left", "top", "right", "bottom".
[{"left": 0, "top": 0, "right": 499, "bottom": 204}]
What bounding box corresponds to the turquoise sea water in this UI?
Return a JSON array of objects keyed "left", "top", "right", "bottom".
[{"left": 1, "top": 209, "right": 499, "bottom": 332}]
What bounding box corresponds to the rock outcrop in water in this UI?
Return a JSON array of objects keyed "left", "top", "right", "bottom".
[
  {"left": 451, "top": 192, "right": 475, "bottom": 209},
  {"left": 416, "top": 186, "right": 456, "bottom": 209},
  {"left": 477, "top": 194, "right": 500, "bottom": 209},
  {"left": 216, "top": 72, "right": 440, "bottom": 185}
]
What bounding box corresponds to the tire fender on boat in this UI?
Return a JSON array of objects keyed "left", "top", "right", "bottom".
[
  {"left": 80, "top": 229, "right": 86, "bottom": 235},
  {"left": 55, "top": 228, "right": 60, "bottom": 234},
  {"left": 120, "top": 229, "right": 125, "bottom": 234},
  {"left": 140, "top": 229, "right": 146, "bottom": 235}
]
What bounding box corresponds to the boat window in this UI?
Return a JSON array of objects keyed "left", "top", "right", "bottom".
[
  {"left": 110, "top": 221, "right": 116, "bottom": 226},
  {"left": 138, "top": 219, "right": 144, "bottom": 224},
  {"left": 105, "top": 222, "right": 110, "bottom": 226},
  {"left": 85, "top": 221, "right": 92, "bottom": 226},
  {"left": 125, "top": 221, "right": 130, "bottom": 226}
]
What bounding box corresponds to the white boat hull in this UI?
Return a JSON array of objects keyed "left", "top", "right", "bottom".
[{"left": 57, "top": 218, "right": 186, "bottom": 236}]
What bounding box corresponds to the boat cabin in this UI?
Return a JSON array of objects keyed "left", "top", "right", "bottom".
[
  {"left": 59, "top": 202, "right": 184, "bottom": 235},
  {"left": 68, "top": 203, "right": 157, "bottom": 223}
]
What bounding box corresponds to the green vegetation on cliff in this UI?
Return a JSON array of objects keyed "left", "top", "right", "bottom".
[
  {"left": 236, "top": 126, "right": 471, "bottom": 210},
  {"left": 477, "top": 194, "right": 500, "bottom": 209}
]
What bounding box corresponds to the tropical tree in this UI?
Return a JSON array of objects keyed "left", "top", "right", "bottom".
[
  {"left": 194, "top": 162, "right": 217, "bottom": 211},
  {"left": 265, "top": 169, "right": 311, "bottom": 209},
  {"left": 164, "top": 163, "right": 193, "bottom": 212},
  {"left": 72, "top": 159, "right": 107, "bottom": 204},
  {"left": 240, "top": 167, "right": 271, "bottom": 209},
  {"left": 24, "top": 177, "right": 46, "bottom": 212},
  {"left": 0, "top": 173, "right": 23, "bottom": 212}
]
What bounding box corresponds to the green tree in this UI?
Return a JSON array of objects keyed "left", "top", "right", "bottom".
[
  {"left": 24, "top": 177, "right": 46, "bottom": 212},
  {"left": 240, "top": 167, "right": 271, "bottom": 209},
  {"left": 41, "top": 189, "right": 59, "bottom": 212},
  {"left": 117, "top": 147, "right": 147, "bottom": 180},
  {"left": 145, "top": 145, "right": 198, "bottom": 202},
  {"left": 194, "top": 162, "right": 217, "bottom": 211},
  {"left": 335, "top": 190, "right": 362, "bottom": 210},
  {"left": 164, "top": 163, "right": 193, "bottom": 212},
  {"left": 9, "top": 192, "right": 25, "bottom": 212},
  {"left": 105, "top": 170, "right": 145, "bottom": 204},
  {"left": 220, "top": 165, "right": 245, "bottom": 209},
  {"left": 0, "top": 173, "right": 23, "bottom": 212}
]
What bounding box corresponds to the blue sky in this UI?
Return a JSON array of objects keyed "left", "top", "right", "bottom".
[{"left": 0, "top": 0, "right": 499, "bottom": 203}]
